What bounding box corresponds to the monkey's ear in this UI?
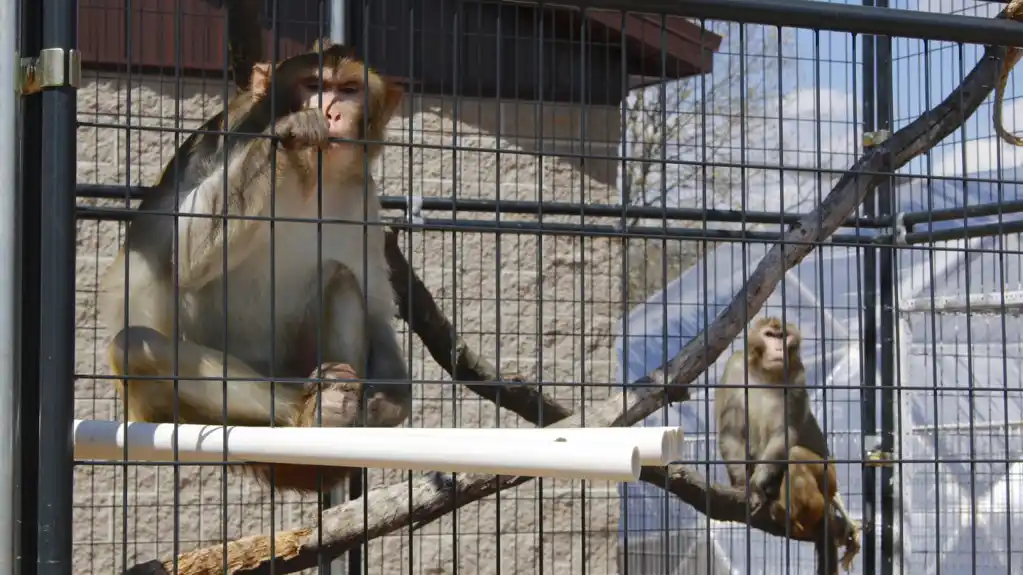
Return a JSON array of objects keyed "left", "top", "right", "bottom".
[
  {"left": 379, "top": 82, "right": 405, "bottom": 125},
  {"left": 250, "top": 62, "right": 272, "bottom": 98}
]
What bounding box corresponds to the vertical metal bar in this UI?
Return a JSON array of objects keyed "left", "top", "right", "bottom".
[
  {"left": 329, "top": 0, "right": 356, "bottom": 558},
  {"left": 36, "top": 0, "right": 78, "bottom": 570},
  {"left": 15, "top": 0, "right": 41, "bottom": 573},
  {"left": 860, "top": 2, "right": 879, "bottom": 573},
  {"left": 0, "top": 0, "right": 19, "bottom": 569},
  {"left": 873, "top": 3, "right": 897, "bottom": 573},
  {"left": 328, "top": 1, "right": 350, "bottom": 571}
]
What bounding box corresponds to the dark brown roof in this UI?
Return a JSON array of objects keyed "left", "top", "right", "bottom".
[
  {"left": 79, "top": 0, "right": 721, "bottom": 85},
  {"left": 588, "top": 12, "right": 722, "bottom": 84}
]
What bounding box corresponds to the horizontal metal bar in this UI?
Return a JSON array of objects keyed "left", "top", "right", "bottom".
[
  {"left": 899, "top": 218, "right": 1023, "bottom": 243},
  {"left": 74, "top": 184, "right": 879, "bottom": 228},
  {"left": 900, "top": 290, "right": 1023, "bottom": 314},
  {"left": 900, "top": 198, "right": 1023, "bottom": 227},
  {"left": 77, "top": 204, "right": 1021, "bottom": 250},
  {"left": 75, "top": 204, "right": 875, "bottom": 244},
  {"left": 548, "top": 0, "right": 1023, "bottom": 47}
]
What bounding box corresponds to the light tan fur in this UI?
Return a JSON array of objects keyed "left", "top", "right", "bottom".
[{"left": 98, "top": 39, "right": 411, "bottom": 493}]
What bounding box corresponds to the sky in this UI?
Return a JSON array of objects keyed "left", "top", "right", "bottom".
[{"left": 630, "top": 0, "right": 1023, "bottom": 218}]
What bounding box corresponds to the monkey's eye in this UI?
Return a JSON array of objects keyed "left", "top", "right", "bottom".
[
  {"left": 338, "top": 83, "right": 360, "bottom": 95},
  {"left": 302, "top": 80, "right": 325, "bottom": 93}
]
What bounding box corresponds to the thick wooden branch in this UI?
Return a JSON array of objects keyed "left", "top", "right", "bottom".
[
  {"left": 123, "top": 5, "right": 1023, "bottom": 573},
  {"left": 384, "top": 230, "right": 573, "bottom": 425}
]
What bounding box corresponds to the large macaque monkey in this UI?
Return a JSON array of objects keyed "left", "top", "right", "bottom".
[
  {"left": 98, "top": 39, "right": 411, "bottom": 493},
  {"left": 715, "top": 316, "right": 860, "bottom": 570}
]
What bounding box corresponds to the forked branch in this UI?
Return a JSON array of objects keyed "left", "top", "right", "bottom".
[{"left": 124, "top": 4, "right": 1023, "bottom": 574}]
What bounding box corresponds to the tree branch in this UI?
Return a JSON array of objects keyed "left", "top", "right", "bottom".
[
  {"left": 123, "top": 5, "right": 1023, "bottom": 573},
  {"left": 383, "top": 231, "right": 573, "bottom": 425}
]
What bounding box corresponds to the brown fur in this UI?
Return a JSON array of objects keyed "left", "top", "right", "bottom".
[{"left": 771, "top": 446, "right": 861, "bottom": 571}]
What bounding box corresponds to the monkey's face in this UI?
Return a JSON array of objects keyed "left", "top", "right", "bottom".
[
  {"left": 295, "top": 67, "right": 366, "bottom": 151},
  {"left": 754, "top": 319, "right": 801, "bottom": 373},
  {"left": 251, "top": 46, "right": 404, "bottom": 165}
]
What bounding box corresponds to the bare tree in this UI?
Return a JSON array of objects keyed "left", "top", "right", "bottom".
[{"left": 619, "top": 23, "right": 804, "bottom": 301}]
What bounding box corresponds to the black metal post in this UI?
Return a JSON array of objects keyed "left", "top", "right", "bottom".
[
  {"left": 860, "top": 3, "right": 879, "bottom": 573},
  {"left": 874, "top": 3, "right": 898, "bottom": 573},
  {"left": 16, "top": 0, "right": 43, "bottom": 572},
  {"left": 36, "top": 0, "right": 78, "bottom": 571}
]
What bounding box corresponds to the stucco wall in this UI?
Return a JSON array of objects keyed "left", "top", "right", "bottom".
[{"left": 73, "top": 72, "right": 626, "bottom": 574}]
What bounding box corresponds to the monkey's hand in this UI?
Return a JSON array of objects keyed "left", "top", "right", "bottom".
[{"left": 276, "top": 109, "right": 331, "bottom": 151}]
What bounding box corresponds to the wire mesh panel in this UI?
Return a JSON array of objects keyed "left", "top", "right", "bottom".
[{"left": 27, "top": 0, "right": 1023, "bottom": 574}]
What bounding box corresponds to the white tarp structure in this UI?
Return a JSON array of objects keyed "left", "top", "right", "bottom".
[{"left": 614, "top": 167, "right": 1023, "bottom": 574}]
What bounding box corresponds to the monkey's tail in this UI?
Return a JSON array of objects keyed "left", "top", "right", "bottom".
[
  {"left": 829, "top": 491, "right": 861, "bottom": 572},
  {"left": 246, "top": 463, "right": 352, "bottom": 494}
]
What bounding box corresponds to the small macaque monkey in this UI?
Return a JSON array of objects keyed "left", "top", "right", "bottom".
[
  {"left": 771, "top": 445, "right": 861, "bottom": 571},
  {"left": 98, "top": 39, "right": 412, "bottom": 493},
  {"left": 715, "top": 316, "right": 860, "bottom": 570}
]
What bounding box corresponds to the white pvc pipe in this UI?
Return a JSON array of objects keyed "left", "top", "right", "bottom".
[
  {"left": 0, "top": 0, "right": 17, "bottom": 569},
  {"left": 367, "top": 427, "right": 684, "bottom": 466},
  {"left": 72, "top": 420, "right": 642, "bottom": 482}
]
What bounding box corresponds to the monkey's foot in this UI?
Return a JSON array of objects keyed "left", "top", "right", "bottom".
[
  {"left": 297, "top": 362, "right": 362, "bottom": 427},
  {"left": 748, "top": 486, "right": 768, "bottom": 516}
]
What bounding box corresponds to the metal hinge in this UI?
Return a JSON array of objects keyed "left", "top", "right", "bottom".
[{"left": 17, "top": 48, "right": 81, "bottom": 96}]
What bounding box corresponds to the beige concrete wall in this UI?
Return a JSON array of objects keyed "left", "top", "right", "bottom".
[{"left": 73, "top": 72, "right": 627, "bottom": 574}]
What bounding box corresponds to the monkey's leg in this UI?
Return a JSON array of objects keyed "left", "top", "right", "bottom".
[
  {"left": 110, "top": 325, "right": 360, "bottom": 493},
  {"left": 241, "top": 265, "right": 404, "bottom": 494},
  {"left": 108, "top": 325, "right": 305, "bottom": 426},
  {"left": 361, "top": 311, "right": 412, "bottom": 426},
  {"left": 313, "top": 263, "right": 412, "bottom": 428}
]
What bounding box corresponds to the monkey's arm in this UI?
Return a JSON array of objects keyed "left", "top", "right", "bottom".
[
  {"left": 803, "top": 420, "right": 832, "bottom": 461},
  {"left": 174, "top": 135, "right": 275, "bottom": 289},
  {"left": 715, "top": 354, "right": 756, "bottom": 486}
]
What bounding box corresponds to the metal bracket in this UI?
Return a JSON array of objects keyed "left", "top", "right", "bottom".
[
  {"left": 874, "top": 212, "right": 908, "bottom": 245},
  {"left": 893, "top": 211, "right": 907, "bottom": 245},
  {"left": 17, "top": 48, "right": 81, "bottom": 96},
  {"left": 864, "top": 435, "right": 894, "bottom": 468},
  {"left": 863, "top": 129, "right": 892, "bottom": 149},
  {"left": 865, "top": 449, "right": 894, "bottom": 468},
  {"left": 406, "top": 195, "right": 424, "bottom": 225}
]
